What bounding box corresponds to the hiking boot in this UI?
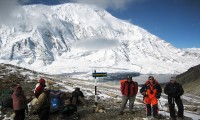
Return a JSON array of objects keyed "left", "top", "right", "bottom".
[
  {"left": 146, "top": 116, "right": 152, "bottom": 119},
  {"left": 118, "top": 111, "right": 123, "bottom": 115},
  {"left": 153, "top": 115, "right": 161, "bottom": 119},
  {"left": 177, "top": 117, "right": 184, "bottom": 120},
  {"left": 170, "top": 117, "right": 176, "bottom": 120}
]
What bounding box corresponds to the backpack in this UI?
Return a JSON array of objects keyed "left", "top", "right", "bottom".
[
  {"left": 0, "top": 94, "right": 13, "bottom": 109},
  {"left": 49, "top": 90, "right": 63, "bottom": 113},
  {"left": 120, "top": 79, "right": 127, "bottom": 85},
  {"left": 0, "top": 90, "right": 13, "bottom": 109}
]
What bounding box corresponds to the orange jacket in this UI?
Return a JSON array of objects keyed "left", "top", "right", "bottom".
[{"left": 140, "top": 79, "right": 162, "bottom": 99}]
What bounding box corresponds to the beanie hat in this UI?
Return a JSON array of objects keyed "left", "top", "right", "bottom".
[
  {"left": 39, "top": 78, "right": 45, "bottom": 84},
  {"left": 39, "top": 78, "right": 46, "bottom": 87},
  {"left": 170, "top": 77, "right": 176, "bottom": 81},
  {"left": 75, "top": 87, "right": 80, "bottom": 91},
  {"left": 148, "top": 76, "right": 154, "bottom": 80},
  {"left": 127, "top": 75, "right": 132, "bottom": 80}
]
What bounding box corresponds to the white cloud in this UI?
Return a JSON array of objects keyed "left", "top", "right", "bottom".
[
  {"left": 73, "top": 38, "right": 120, "bottom": 50},
  {"left": 0, "top": 0, "right": 18, "bottom": 23},
  {"left": 0, "top": 0, "right": 33, "bottom": 24},
  {"left": 70, "top": 0, "right": 134, "bottom": 10},
  {"left": 0, "top": 0, "right": 49, "bottom": 29}
]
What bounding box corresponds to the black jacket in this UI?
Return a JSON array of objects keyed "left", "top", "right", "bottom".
[
  {"left": 164, "top": 82, "right": 184, "bottom": 98},
  {"left": 72, "top": 90, "right": 84, "bottom": 98}
]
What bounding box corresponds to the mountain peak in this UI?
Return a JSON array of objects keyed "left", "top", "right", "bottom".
[{"left": 0, "top": 3, "right": 200, "bottom": 75}]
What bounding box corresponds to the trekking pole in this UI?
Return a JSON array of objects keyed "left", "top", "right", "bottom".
[
  {"left": 93, "top": 70, "right": 98, "bottom": 106},
  {"left": 143, "top": 94, "right": 148, "bottom": 120},
  {"left": 172, "top": 97, "right": 175, "bottom": 106},
  {"left": 172, "top": 97, "right": 176, "bottom": 115}
]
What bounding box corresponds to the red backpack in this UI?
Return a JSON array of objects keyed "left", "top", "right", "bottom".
[{"left": 120, "top": 79, "right": 127, "bottom": 85}]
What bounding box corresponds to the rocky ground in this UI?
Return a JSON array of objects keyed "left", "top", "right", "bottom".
[
  {"left": 0, "top": 98, "right": 163, "bottom": 120},
  {"left": 0, "top": 63, "right": 200, "bottom": 120}
]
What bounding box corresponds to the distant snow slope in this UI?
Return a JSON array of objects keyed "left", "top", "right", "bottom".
[
  {"left": 182, "top": 48, "right": 200, "bottom": 57},
  {"left": 0, "top": 3, "right": 200, "bottom": 75}
]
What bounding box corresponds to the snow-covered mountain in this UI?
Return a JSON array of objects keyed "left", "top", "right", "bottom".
[
  {"left": 0, "top": 3, "right": 200, "bottom": 75},
  {"left": 182, "top": 48, "right": 200, "bottom": 57}
]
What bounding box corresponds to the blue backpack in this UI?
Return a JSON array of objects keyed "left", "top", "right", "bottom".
[
  {"left": 51, "top": 97, "right": 60, "bottom": 108},
  {"left": 50, "top": 90, "right": 63, "bottom": 113}
]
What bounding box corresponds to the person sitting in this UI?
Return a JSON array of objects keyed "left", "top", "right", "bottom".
[
  {"left": 34, "top": 78, "right": 46, "bottom": 98},
  {"left": 33, "top": 87, "right": 50, "bottom": 120},
  {"left": 59, "top": 92, "right": 78, "bottom": 119},
  {"left": 71, "top": 87, "right": 87, "bottom": 106}
]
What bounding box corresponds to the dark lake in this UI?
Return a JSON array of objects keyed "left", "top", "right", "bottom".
[
  {"left": 57, "top": 72, "right": 177, "bottom": 85},
  {"left": 95, "top": 72, "right": 177, "bottom": 85}
]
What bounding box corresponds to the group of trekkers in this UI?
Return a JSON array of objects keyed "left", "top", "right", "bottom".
[
  {"left": 11, "top": 78, "right": 87, "bottom": 120},
  {"left": 119, "top": 75, "right": 184, "bottom": 120},
  {"left": 10, "top": 75, "right": 184, "bottom": 120}
]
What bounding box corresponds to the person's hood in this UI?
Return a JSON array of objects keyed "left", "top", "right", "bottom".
[{"left": 13, "top": 85, "right": 23, "bottom": 94}]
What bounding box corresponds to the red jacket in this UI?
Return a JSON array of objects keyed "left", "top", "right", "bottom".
[
  {"left": 34, "top": 79, "right": 46, "bottom": 98},
  {"left": 120, "top": 80, "right": 138, "bottom": 96},
  {"left": 34, "top": 84, "right": 44, "bottom": 98},
  {"left": 12, "top": 86, "right": 27, "bottom": 110}
]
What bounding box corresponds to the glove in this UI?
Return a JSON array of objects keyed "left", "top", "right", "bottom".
[
  {"left": 142, "top": 92, "right": 148, "bottom": 97},
  {"left": 170, "top": 93, "right": 176, "bottom": 98},
  {"left": 156, "top": 93, "right": 161, "bottom": 99},
  {"left": 144, "top": 94, "right": 148, "bottom": 97},
  {"left": 175, "top": 94, "right": 180, "bottom": 98}
]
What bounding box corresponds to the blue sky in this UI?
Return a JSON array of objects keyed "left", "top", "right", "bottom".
[
  {"left": 14, "top": 0, "right": 200, "bottom": 48},
  {"left": 108, "top": 0, "right": 200, "bottom": 48}
]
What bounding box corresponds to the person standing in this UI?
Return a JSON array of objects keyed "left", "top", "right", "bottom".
[
  {"left": 118, "top": 75, "right": 138, "bottom": 115},
  {"left": 164, "top": 77, "right": 184, "bottom": 120},
  {"left": 12, "top": 85, "right": 28, "bottom": 120},
  {"left": 140, "top": 76, "right": 162, "bottom": 118}
]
